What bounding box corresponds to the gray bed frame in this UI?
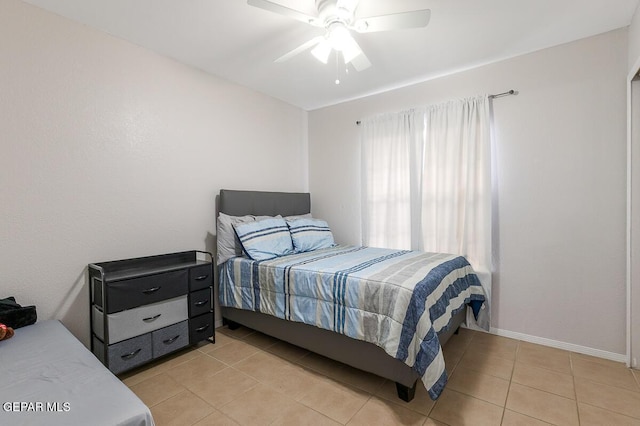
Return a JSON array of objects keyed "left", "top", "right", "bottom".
[{"left": 217, "top": 189, "right": 465, "bottom": 402}]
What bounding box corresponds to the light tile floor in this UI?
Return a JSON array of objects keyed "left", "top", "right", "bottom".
[{"left": 120, "top": 326, "right": 640, "bottom": 426}]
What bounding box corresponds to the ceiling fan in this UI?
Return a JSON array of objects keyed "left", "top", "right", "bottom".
[{"left": 247, "top": 0, "right": 431, "bottom": 71}]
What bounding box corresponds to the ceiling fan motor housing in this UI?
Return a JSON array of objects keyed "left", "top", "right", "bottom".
[{"left": 315, "top": 0, "right": 357, "bottom": 27}]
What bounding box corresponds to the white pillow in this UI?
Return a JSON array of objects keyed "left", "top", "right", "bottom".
[{"left": 217, "top": 213, "right": 255, "bottom": 264}]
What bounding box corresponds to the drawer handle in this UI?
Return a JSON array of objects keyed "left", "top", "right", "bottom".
[
  {"left": 163, "top": 335, "right": 181, "bottom": 345},
  {"left": 195, "top": 324, "right": 210, "bottom": 333},
  {"left": 194, "top": 300, "right": 209, "bottom": 307},
  {"left": 143, "top": 314, "right": 161, "bottom": 322},
  {"left": 121, "top": 348, "right": 142, "bottom": 360},
  {"left": 194, "top": 275, "right": 209, "bottom": 281},
  {"left": 142, "top": 286, "right": 161, "bottom": 294}
]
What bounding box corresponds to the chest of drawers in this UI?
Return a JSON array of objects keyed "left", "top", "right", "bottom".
[{"left": 89, "top": 251, "right": 214, "bottom": 374}]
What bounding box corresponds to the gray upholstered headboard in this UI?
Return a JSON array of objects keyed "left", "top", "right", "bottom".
[{"left": 219, "top": 189, "right": 310, "bottom": 217}]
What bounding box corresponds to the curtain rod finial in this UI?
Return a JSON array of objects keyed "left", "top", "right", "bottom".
[{"left": 489, "top": 89, "right": 518, "bottom": 99}]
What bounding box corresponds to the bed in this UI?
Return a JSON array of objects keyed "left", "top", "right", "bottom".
[
  {"left": 0, "top": 320, "right": 154, "bottom": 426},
  {"left": 216, "top": 189, "right": 486, "bottom": 402}
]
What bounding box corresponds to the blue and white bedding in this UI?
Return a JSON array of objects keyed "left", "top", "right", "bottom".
[{"left": 219, "top": 245, "right": 485, "bottom": 399}]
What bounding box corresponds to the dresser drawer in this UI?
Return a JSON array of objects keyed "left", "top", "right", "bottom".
[
  {"left": 152, "top": 320, "right": 189, "bottom": 358},
  {"left": 106, "top": 270, "right": 188, "bottom": 313},
  {"left": 189, "top": 288, "right": 211, "bottom": 318},
  {"left": 107, "top": 333, "right": 152, "bottom": 375},
  {"left": 97, "top": 296, "right": 188, "bottom": 344},
  {"left": 189, "top": 264, "right": 212, "bottom": 291},
  {"left": 189, "top": 312, "right": 214, "bottom": 344}
]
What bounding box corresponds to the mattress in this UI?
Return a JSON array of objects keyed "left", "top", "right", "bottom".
[
  {"left": 0, "top": 320, "right": 154, "bottom": 426},
  {"left": 219, "top": 245, "right": 485, "bottom": 399}
]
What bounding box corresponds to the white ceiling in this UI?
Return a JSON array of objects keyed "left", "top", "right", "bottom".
[{"left": 22, "top": 0, "right": 640, "bottom": 110}]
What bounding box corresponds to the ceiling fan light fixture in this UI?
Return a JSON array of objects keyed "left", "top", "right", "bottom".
[
  {"left": 342, "top": 48, "right": 360, "bottom": 64},
  {"left": 328, "top": 24, "right": 351, "bottom": 51},
  {"left": 341, "top": 36, "right": 362, "bottom": 63},
  {"left": 311, "top": 39, "right": 332, "bottom": 63},
  {"left": 311, "top": 23, "right": 362, "bottom": 65}
]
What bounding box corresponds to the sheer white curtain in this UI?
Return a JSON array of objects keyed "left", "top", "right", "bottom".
[
  {"left": 361, "top": 95, "right": 492, "bottom": 330},
  {"left": 361, "top": 111, "right": 424, "bottom": 250}
]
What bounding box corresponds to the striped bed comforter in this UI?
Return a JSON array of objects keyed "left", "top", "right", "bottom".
[{"left": 219, "top": 245, "right": 485, "bottom": 399}]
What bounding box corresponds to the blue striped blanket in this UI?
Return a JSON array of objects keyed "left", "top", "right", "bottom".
[{"left": 219, "top": 245, "right": 485, "bottom": 399}]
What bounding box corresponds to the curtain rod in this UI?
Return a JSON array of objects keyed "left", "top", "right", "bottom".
[
  {"left": 488, "top": 89, "right": 517, "bottom": 99},
  {"left": 355, "top": 89, "right": 518, "bottom": 125}
]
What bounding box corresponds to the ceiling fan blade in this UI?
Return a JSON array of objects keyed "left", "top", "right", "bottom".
[
  {"left": 337, "top": 33, "right": 369, "bottom": 71},
  {"left": 336, "top": 0, "right": 360, "bottom": 13},
  {"left": 342, "top": 37, "right": 371, "bottom": 72},
  {"left": 348, "top": 47, "right": 371, "bottom": 72},
  {"left": 275, "top": 36, "right": 324, "bottom": 63},
  {"left": 311, "top": 39, "right": 332, "bottom": 64},
  {"left": 247, "top": 0, "right": 320, "bottom": 26},
  {"left": 340, "top": 33, "right": 362, "bottom": 63},
  {"left": 353, "top": 9, "right": 431, "bottom": 33}
]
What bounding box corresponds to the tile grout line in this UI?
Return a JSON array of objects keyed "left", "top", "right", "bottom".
[
  {"left": 215, "top": 361, "right": 271, "bottom": 424},
  {"left": 169, "top": 389, "right": 217, "bottom": 426},
  {"left": 633, "top": 368, "right": 640, "bottom": 389},
  {"left": 499, "top": 338, "right": 522, "bottom": 425},
  {"left": 577, "top": 400, "right": 640, "bottom": 422},
  {"left": 147, "top": 387, "right": 188, "bottom": 409},
  {"left": 569, "top": 352, "right": 581, "bottom": 426},
  {"left": 139, "top": 375, "right": 188, "bottom": 409},
  {"left": 148, "top": 388, "right": 214, "bottom": 426},
  {"left": 343, "top": 392, "right": 373, "bottom": 425}
]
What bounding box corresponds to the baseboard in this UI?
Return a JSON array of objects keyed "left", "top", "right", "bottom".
[
  {"left": 489, "top": 327, "right": 627, "bottom": 364},
  {"left": 212, "top": 316, "right": 628, "bottom": 364}
]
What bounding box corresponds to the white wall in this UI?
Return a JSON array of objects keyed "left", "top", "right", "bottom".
[
  {"left": 309, "top": 29, "right": 628, "bottom": 356},
  {"left": 0, "top": 0, "right": 307, "bottom": 346},
  {"left": 630, "top": 5, "right": 640, "bottom": 73}
]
